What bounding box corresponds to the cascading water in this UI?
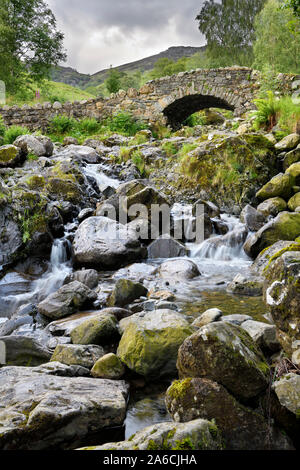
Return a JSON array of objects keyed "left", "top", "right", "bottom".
[{"left": 83, "top": 163, "right": 120, "bottom": 191}]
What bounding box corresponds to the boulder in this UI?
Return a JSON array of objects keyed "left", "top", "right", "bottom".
[
  {"left": 82, "top": 419, "right": 223, "bottom": 450},
  {"left": 240, "top": 205, "right": 266, "bottom": 232},
  {"left": 14, "top": 134, "right": 53, "bottom": 157},
  {"left": 0, "top": 210, "right": 23, "bottom": 266},
  {"left": 63, "top": 137, "right": 79, "bottom": 146},
  {"left": 108, "top": 278, "right": 148, "bottom": 307},
  {"left": 117, "top": 309, "right": 194, "bottom": 379},
  {"left": 275, "top": 133, "right": 300, "bottom": 151},
  {"left": 286, "top": 162, "right": 300, "bottom": 184},
  {"left": 288, "top": 192, "right": 300, "bottom": 211},
  {"left": 58, "top": 144, "right": 99, "bottom": 163},
  {"left": 256, "top": 173, "right": 294, "bottom": 201},
  {"left": 147, "top": 234, "right": 187, "bottom": 258},
  {"left": 165, "top": 378, "right": 293, "bottom": 450},
  {"left": 50, "top": 344, "right": 105, "bottom": 369},
  {"left": 0, "top": 144, "right": 26, "bottom": 168},
  {"left": 192, "top": 199, "right": 220, "bottom": 218},
  {"left": 0, "top": 336, "right": 52, "bottom": 366},
  {"left": 158, "top": 259, "right": 200, "bottom": 280},
  {"left": 273, "top": 373, "right": 300, "bottom": 418},
  {"left": 70, "top": 312, "right": 119, "bottom": 345},
  {"left": 257, "top": 197, "right": 287, "bottom": 217},
  {"left": 37, "top": 281, "right": 97, "bottom": 320},
  {"left": 0, "top": 365, "right": 129, "bottom": 450},
  {"left": 91, "top": 353, "right": 125, "bottom": 379},
  {"left": 243, "top": 212, "right": 300, "bottom": 258},
  {"left": 263, "top": 251, "right": 300, "bottom": 343},
  {"left": 72, "top": 216, "right": 147, "bottom": 269},
  {"left": 67, "top": 269, "right": 99, "bottom": 289},
  {"left": 192, "top": 308, "right": 223, "bottom": 328},
  {"left": 226, "top": 273, "right": 263, "bottom": 296},
  {"left": 251, "top": 240, "right": 300, "bottom": 275},
  {"left": 177, "top": 321, "right": 269, "bottom": 401},
  {"left": 241, "top": 320, "right": 280, "bottom": 353},
  {"left": 283, "top": 145, "right": 300, "bottom": 170},
  {"left": 221, "top": 314, "right": 252, "bottom": 325}
]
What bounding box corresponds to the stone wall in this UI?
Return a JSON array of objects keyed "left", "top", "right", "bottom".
[{"left": 0, "top": 67, "right": 299, "bottom": 131}]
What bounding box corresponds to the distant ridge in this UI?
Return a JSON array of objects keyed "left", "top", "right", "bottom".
[{"left": 50, "top": 45, "right": 206, "bottom": 89}]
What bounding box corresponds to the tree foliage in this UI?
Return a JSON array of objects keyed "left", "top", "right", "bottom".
[
  {"left": 281, "top": 0, "right": 300, "bottom": 18},
  {"left": 0, "top": 0, "right": 66, "bottom": 92},
  {"left": 196, "top": 0, "right": 266, "bottom": 67},
  {"left": 105, "top": 66, "right": 122, "bottom": 94}
]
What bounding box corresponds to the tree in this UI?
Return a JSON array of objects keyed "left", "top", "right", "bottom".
[
  {"left": 150, "top": 57, "right": 187, "bottom": 79},
  {"left": 105, "top": 66, "right": 122, "bottom": 94},
  {"left": 196, "top": 0, "right": 266, "bottom": 67},
  {"left": 0, "top": 0, "right": 66, "bottom": 92},
  {"left": 253, "top": 0, "right": 300, "bottom": 73},
  {"left": 281, "top": 0, "right": 300, "bottom": 18}
]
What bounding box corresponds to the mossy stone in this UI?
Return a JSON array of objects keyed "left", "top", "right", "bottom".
[
  {"left": 70, "top": 313, "right": 119, "bottom": 345},
  {"left": 256, "top": 173, "right": 295, "bottom": 201},
  {"left": 91, "top": 353, "right": 125, "bottom": 379},
  {"left": 288, "top": 192, "right": 300, "bottom": 211}
]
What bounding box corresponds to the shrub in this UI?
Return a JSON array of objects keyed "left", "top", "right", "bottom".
[
  {"left": 252, "top": 91, "right": 280, "bottom": 130},
  {"left": 106, "top": 112, "right": 148, "bottom": 136},
  {"left": 77, "top": 117, "right": 101, "bottom": 134},
  {"left": 184, "top": 112, "right": 207, "bottom": 127},
  {"left": 49, "top": 115, "right": 77, "bottom": 134},
  {"left": 4, "top": 125, "right": 30, "bottom": 144}
]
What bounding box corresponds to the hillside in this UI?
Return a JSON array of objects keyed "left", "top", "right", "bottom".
[{"left": 50, "top": 46, "right": 205, "bottom": 89}]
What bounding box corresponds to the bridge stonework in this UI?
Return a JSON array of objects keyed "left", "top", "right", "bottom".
[{"left": 0, "top": 67, "right": 299, "bottom": 131}]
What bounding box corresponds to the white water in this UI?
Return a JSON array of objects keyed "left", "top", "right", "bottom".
[{"left": 84, "top": 163, "right": 120, "bottom": 191}]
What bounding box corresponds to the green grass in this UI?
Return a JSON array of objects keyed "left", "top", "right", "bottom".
[{"left": 252, "top": 92, "right": 300, "bottom": 134}]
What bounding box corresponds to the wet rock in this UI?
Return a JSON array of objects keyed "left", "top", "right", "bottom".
[
  {"left": 51, "top": 344, "right": 105, "bottom": 368},
  {"left": 257, "top": 197, "right": 287, "bottom": 217},
  {"left": 70, "top": 312, "right": 119, "bottom": 345},
  {"left": 192, "top": 308, "right": 223, "bottom": 328},
  {"left": 192, "top": 199, "right": 220, "bottom": 218},
  {"left": 37, "top": 280, "right": 97, "bottom": 320},
  {"left": 58, "top": 144, "right": 99, "bottom": 163},
  {"left": 108, "top": 278, "right": 148, "bottom": 307},
  {"left": 77, "top": 207, "right": 94, "bottom": 223},
  {"left": 85, "top": 418, "right": 223, "bottom": 450},
  {"left": 240, "top": 205, "right": 266, "bottom": 232},
  {"left": 221, "top": 314, "right": 253, "bottom": 325},
  {"left": 251, "top": 240, "right": 299, "bottom": 275},
  {"left": 212, "top": 218, "right": 229, "bottom": 235},
  {"left": 72, "top": 216, "right": 147, "bottom": 269},
  {"left": 263, "top": 251, "right": 300, "bottom": 345},
  {"left": 67, "top": 268, "right": 99, "bottom": 289},
  {"left": 0, "top": 210, "right": 23, "bottom": 267},
  {"left": 0, "top": 144, "right": 26, "bottom": 168},
  {"left": 14, "top": 134, "right": 53, "bottom": 157},
  {"left": 243, "top": 212, "right": 300, "bottom": 258},
  {"left": 147, "top": 234, "right": 187, "bottom": 258},
  {"left": 158, "top": 259, "right": 200, "bottom": 280},
  {"left": 226, "top": 273, "right": 263, "bottom": 296},
  {"left": 165, "top": 378, "right": 293, "bottom": 450},
  {"left": 241, "top": 320, "right": 280, "bottom": 354},
  {"left": 256, "top": 173, "right": 295, "bottom": 201},
  {"left": 117, "top": 309, "right": 194, "bottom": 379},
  {"left": 275, "top": 133, "right": 300, "bottom": 151},
  {"left": 0, "top": 335, "right": 52, "bottom": 366},
  {"left": 91, "top": 353, "right": 125, "bottom": 379},
  {"left": 0, "top": 365, "right": 129, "bottom": 450},
  {"left": 273, "top": 373, "right": 300, "bottom": 419},
  {"left": 177, "top": 321, "right": 269, "bottom": 401}
]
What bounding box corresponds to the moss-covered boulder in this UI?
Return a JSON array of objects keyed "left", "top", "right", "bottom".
[
  {"left": 256, "top": 173, "right": 295, "bottom": 201},
  {"left": 91, "top": 353, "right": 125, "bottom": 379},
  {"left": 70, "top": 312, "right": 119, "bottom": 345},
  {"left": 286, "top": 162, "right": 300, "bottom": 185},
  {"left": 117, "top": 309, "right": 194, "bottom": 379},
  {"left": 251, "top": 240, "right": 300, "bottom": 274},
  {"left": 257, "top": 197, "right": 287, "bottom": 217},
  {"left": 50, "top": 344, "right": 105, "bottom": 369},
  {"left": 283, "top": 145, "right": 300, "bottom": 170},
  {"left": 177, "top": 321, "right": 269, "bottom": 401},
  {"left": 108, "top": 278, "right": 148, "bottom": 307},
  {"left": 243, "top": 212, "right": 300, "bottom": 258},
  {"left": 275, "top": 133, "right": 300, "bottom": 151},
  {"left": 165, "top": 378, "right": 293, "bottom": 450},
  {"left": 0, "top": 145, "right": 26, "bottom": 168},
  {"left": 263, "top": 251, "right": 300, "bottom": 345},
  {"left": 288, "top": 192, "right": 300, "bottom": 211},
  {"left": 272, "top": 373, "right": 300, "bottom": 419},
  {"left": 81, "top": 419, "right": 224, "bottom": 450}
]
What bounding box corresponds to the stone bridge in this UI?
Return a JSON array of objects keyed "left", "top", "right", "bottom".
[{"left": 0, "top": 67, "right": 299, "bottom": 131}]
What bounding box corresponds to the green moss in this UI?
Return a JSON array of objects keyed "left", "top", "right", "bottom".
[
  {"left": 173, "top": 437, "right": 195, "bottom": 450},
  {"left": 263, "top": 243, "right": 300, "bottom": 274},
  {"left": 26, "top": 175, "right": 46, "bottom": 190},
  {"left": 0, "top": 145, "right": 18, "bottom": 163},
  {"left": 168, "top": 378, "right": 192, "bottom": 401}
]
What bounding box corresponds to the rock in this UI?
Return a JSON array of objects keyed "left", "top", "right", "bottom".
[
  {"left": 147, "top": 234, "right": 187, "bottom": 258},
  {"left": 273, "top": 373, "right": 300, "bottom": 418},
  {"left": 256, "top": 173, "right": 295, "bottom": 201},
  {"left": 226, "top": 273, "right": 263, "bottom": 296},
  {"left": 117, "top": 309, "right": 194, "bottom": 379},
  {"left": 257, "top": 197, "right": 287, "bottom": 217},
  {"left": 68, "top": 269, "right": 99, "bottom": 289},
  {"left": 165, "top": 378, "right": 293, "bottom": 450},
  {"left": 77, "top": 207, "right": 94, "bottom": 223},
  {"left": 72, "top": 216, "right": 146, "bottom": 269},
  {"left": 283, "top": 145, "right": 300, "bottom": 170},
  {"left": 177, "top": 321, "right": 269, "bottom": 401},
  {"left": 158, "top": 259, "right": 200, "bottom": 280},
  {"left": 251, "top": 240, "right": 299, "bottom": 274},
  {"left": 241, "top": 320, "right": 280, "bottom": 353},
  {"left": 221, "top": 314, "right": 253, "bottom": 325},
  {"left": 14, "top": 134, "right": 53, "bottom": 157},
  {"left": 51, "top": 344, "right": 105, "bottom": 369},
  {"left": 275, "top": 133, "right": 300, "bottom": 151},
  {"left": 192, "top": 199, "right": 220, "bottom": 218},
  {"left": 192, "top": 308, "right": 223, "bottom": 328},
  {"left": 83, "top": 419, "right": 223, "bottom": 450},
  {"left": 63, "top": 136, "right": 79, "bottom": 146},
  {"left": 0, "top": 144, "right": 26, "bottom": 168},
  {"left": 70, "top": 312, "right": 119, "bottom": 345},
  {"left": 0, "top": 365, "right": 129, "bottom": 450},
  {"left": 286, "top": 162, "right": 300, "bottom": 184},
  {"left": 264, "top": 251, "right": 300, "bottom": 344},
  {"left": 34, "top": 361, "right": 90, "bottom": 377},
  {"left": 0, "top": 213, "right": 23, "bottom": 269},
  {"left": 37, "top": 281, "right": 97, "bottom": 319},
  {"left": 243, "top": 212, "right": 300, "bottom": 258},
  {"left": 240, "top": 205, "right": 266, "bottom": 231},
  {"left": 288, "top": 192, "right": 300, "bottom": 211},
  {"left": 0, "top": 336, "right": 52, "bottom": 366},
  {"left": 108, "top": 278, "right": 148, "bottom": 307},
  {"left": 91, "top": 353, "right": 125, "bottom": 379},
  {"left": 58, "top": 144, "right": 99, "bottom": 163}
]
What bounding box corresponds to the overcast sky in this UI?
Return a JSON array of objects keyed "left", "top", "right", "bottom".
[{"left": 47, "top": 0, "right": 206, "bottom": 75}]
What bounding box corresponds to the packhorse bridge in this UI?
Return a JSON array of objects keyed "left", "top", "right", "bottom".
[{"left": 0, "top": 67, "right": 299, "bottom": 131}]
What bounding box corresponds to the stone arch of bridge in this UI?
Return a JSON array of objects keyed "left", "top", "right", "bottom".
[{"left": 162, "top": 93, "right": 235, "bottom": 129}]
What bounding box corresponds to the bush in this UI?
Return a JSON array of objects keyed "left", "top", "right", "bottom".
[
  {"left": 252, "top": 92, "right": 300, "bottom": 133},
  {"left": 77, "top": 117, "right": 101, "bottom": 134},
  {"left": 49, "top": 115, "right": 77, "bottom": 134},
  {"left": 184, "top": 112, "right": 207, "bottom": 127},
  {"left": 106, "top": 112, "right": 148, "bottom": 136},
  {"left": 4, "top": 125, "right": 30, "bottom": 144}
]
